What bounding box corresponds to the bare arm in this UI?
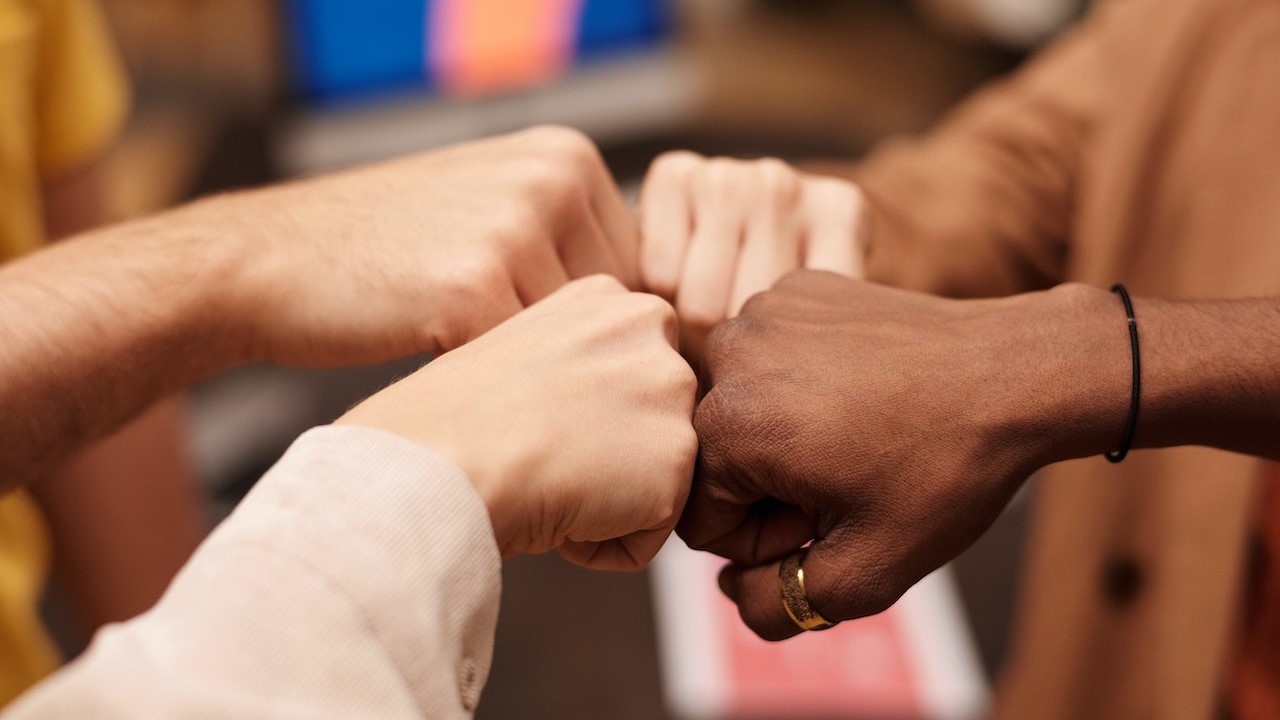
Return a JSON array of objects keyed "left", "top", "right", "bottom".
[
  {"left": 684, "top": 274, "right": 1280, "bottom": 639},
  {"left": 0, "top": 210, "right": 236, "bottom": 492},
  {"left": 0, "top": 126, "right": 643, "bottom": 493}
]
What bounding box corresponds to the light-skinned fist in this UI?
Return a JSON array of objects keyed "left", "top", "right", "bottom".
[
  {"left": 197, "top": 126, "right": 640, "bottom": 368},
  {"left": 339, "top": 276, "right": 699, "bottom": 571},
  {"left": 638, "top": 152, "right": 868, "bottom": 351}
]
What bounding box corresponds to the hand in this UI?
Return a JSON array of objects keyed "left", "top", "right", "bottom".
[
  {"left": 638, "top": 153, "right": 868, "bottom": 341},
  {"left": 198, "top": 125, "right": 639, "bottom": 366},
  {"left": 682, "top": 271, "right": 1130, "bottom": 639},
  {"left": 338, "top": 275, "right": 699, "bottom": 570}
]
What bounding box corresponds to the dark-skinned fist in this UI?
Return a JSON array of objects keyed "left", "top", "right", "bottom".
[{"left": 680, "top": 270, "right": 1130, "bottom": 640}]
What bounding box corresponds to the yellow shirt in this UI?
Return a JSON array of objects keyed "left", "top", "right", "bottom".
[{"left": 0, "top": 0, "right": 128, "bottom": 704}]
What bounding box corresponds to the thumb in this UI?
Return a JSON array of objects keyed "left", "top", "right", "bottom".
[{"left": 716, "top": 533, "right": 903, "bottom": 641}]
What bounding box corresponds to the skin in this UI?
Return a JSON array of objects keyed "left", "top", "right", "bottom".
[
  {"left": 683, "top": 269, "right": 1280, "bottom": 640},
  {"left": 638, "top": 152, "right": 868, "bottom": 355},
  {"left": 339, "top": 275, "right": 698, "bottom": 570},
  {"left": 0, "top": 125, "right": 639, "bottom": 492}
]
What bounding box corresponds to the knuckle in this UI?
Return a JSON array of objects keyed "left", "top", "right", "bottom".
[
  {"left": 704, "top": 312, "right": 758, "bottom": 352},
  {"left": 636, "top": 291, "right": 678, "bottom": 321},
  {"left": 452, "top": 253, "right": 509, "bottom": 296},
  {"left": 490, "top": 205, "right": 543, "bottom": 251},
  {"left": 670, "top": 355, "right": 699, "bottom": 399},
  {"left": 524, "top": 124, "right": 596, "bottom": 157},
  {"left": 648, "top": 150, "right": 704, "bottom": 182},
  {"left": 754, "top": 158, "right": 801, "bottom": 204},
  {"left": 737, "top": 288, "right": 777, "bottom": 318},
  {"left": 692, "top": 385, "right": 735, "bottom": 443},
  {"left": 525, "top": 156, "right": 588, "bottom": 206},
  {"left": 574, "top": 273, "right": 627, "bottom": 296},
  {"left": 700, "top": 157, "right": 748, "bottom": 194},
  {"left": 772, "top": 268, "right": 818, "bottom": 294}
]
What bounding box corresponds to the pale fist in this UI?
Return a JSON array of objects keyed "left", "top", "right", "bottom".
[
  {"left": 340, "top": 276, "right": 698, "bottom": 571},
  {"left": 639, "top": 152, "right": 868, "bottom": 344},
  {"left": 209, "top": 126, "right": 639, "bottom": 367}
]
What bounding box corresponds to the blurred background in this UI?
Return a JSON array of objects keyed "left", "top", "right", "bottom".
[{"left": 69, "top": 0, "right": 1088, "bottom": 717}]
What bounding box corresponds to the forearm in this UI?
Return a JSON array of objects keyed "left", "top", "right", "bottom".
[
  {"left": 994, "top": 286, "right": 1280, "bottom": 470},
  {"left": 0, "top": 206, "right": 243, "bottom": 491}
]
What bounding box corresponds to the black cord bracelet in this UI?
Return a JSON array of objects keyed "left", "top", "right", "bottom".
[{"left": 1106, "top": 284, "right": 1141, "bottom": 463}]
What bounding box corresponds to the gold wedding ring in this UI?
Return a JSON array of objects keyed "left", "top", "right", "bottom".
[{"left": 779, "top": 548, "right": 836, "bottom": 632}]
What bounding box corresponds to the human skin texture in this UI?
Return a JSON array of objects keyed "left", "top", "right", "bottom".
[
  {"left": 684, "top": 270, "right": 1280, "bottom": 640},
  {"left": 0, "top": 126, "right": 637, "bottom": 491},
  {"left": 340, "top": 275, "right": 698, "bottom": 570},
  {"left": 638, "top": 152, "right": 868, "bottom": 356}
]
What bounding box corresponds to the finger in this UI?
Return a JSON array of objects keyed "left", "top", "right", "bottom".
[
  {"left": 452, "top": 277, "right": 525, "bottom": 347},
  {"left": 679, "top": 383, "right": 817, "bottom": 564},
  {"left": 542, "top": 273, "right": 629, "bottom": 305},
  {"left": 510, "top": 231, "right": 572, "bottom": 306},
  {"left": 677, "top": 493, "right": 816, "bottom": 565},
  {"left": 639, "top": 151, "right": 700, "bottom": 298},
  {"left": 727, "top": 213, "right": 801, "bottom": 317},
  {"left": 585, "top": 157, "right": 643, "bottom": 291},
  {"left": 718, "top": 533, "right": 904, "bottom": 642},
  {"left": 800, "top": 178, "right": 867, "bottom": 279},
  {"left": 560, "top": 525, "right": 672, "bottom": 572},
  {"left": 557, "top": 194, "right": 627, "bottom": 282},
  {"left": 677, "top": 166, "right": 749, "bottom": 330}
]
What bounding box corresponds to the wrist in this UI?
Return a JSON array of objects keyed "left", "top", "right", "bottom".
[
  {"left": 172, "top": 192, "right": 292, "bottom": 365},
  {"left": 82, "top": 209, "right": 246, "bottom": 377},
  {"left": 334, "top": 403, "right": 521, "bottom": 556},
  {"left": 972, "top": 284, "right": 1133, "bottom": 471}
]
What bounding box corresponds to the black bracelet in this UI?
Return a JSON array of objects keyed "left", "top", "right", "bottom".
[{"left": 1106, "top": 284, "right": 1141, "bottom": 463}]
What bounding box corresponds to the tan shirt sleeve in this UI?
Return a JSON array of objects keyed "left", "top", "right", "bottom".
[
  {"left": 835, "top": 11, "right": 1108, "bottom": 298},
  {"left": 2, "top": 425, "right": 502, "bottom": 719}
]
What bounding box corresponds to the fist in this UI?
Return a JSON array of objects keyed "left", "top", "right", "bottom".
[
  {"left": 340, "top": 276, "right": 699, "bottom": 571},
  {"left": 209, "top": 126, "right": 640, "bottom": 367},
  {"left": 682, "top": 271, "right": 1122, "bottom": 639},
  {"left": 638, "top": 152, "right": 868, "bottom": 348}
]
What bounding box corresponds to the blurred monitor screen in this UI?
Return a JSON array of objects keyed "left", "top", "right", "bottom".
[{"left": 285, "top": 0, "right": 673, "bottom": 104}]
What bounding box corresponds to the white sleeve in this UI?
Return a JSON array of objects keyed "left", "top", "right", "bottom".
[{"left": 4, "top": 425, "right": 502, "bottom": 719}]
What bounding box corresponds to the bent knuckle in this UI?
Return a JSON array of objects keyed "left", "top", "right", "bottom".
[
  {"left": 525, "top": 124, "right": 596, "bottom": 156},
  {"left": 702, "top": 315, "right": 754, "bottom": 359},
  {"left": 754, "top": 158, "right": 801, "bottom": 204},
  {"left": 648, "top": 150, "right": 704, "bottom": 182},
  {"left": 525, "top": 156, "right": 589, "bottom": 207},
  {"left": 737, "top": 288, "right": 778, "bottom": 318},
  {"left": 451, "top": 254, "right": 510, "bottom": 297},
  {"left": 574, "top": 273, "right": 627, "bottom": 296},
  {"left": 700, "top": 157, "right": 749, "bottom": 195}
]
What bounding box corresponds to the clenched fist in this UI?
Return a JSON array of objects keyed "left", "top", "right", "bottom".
[
  {"left": 638, "top": 153, "right": 868, "bottom": 348},
  {"left": 195, "top": 125, "right": 639, "bottom": 367},
  {"left": 682, "top": 271, "right": 1132, "bottom": 639},
  {"left": 340, "top": 276, "right": 699, "bottom": 570}
]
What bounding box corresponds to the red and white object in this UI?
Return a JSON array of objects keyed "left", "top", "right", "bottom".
[{"left": 651, "top": 540, "right": 987, "bottom": 720}]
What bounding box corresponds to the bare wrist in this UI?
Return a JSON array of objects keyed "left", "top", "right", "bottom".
[{"left": 974, "top": 284, "right": 1134, "bottom": 471}]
